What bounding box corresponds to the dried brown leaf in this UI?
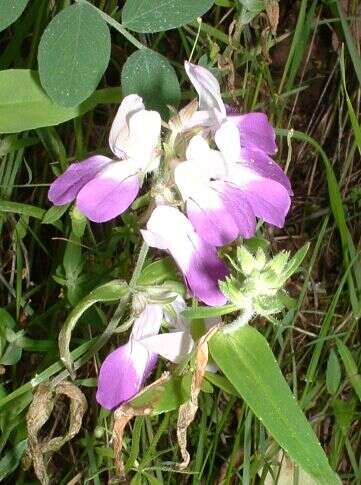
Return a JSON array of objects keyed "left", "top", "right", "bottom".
[
  {"left": 265, "top": 0, "right": 279, "bottom": 35},
  {"left": 176, "top": 325, "right": 220, "bottom": 469},
  {"left": 169, "top": 99, "right": 198, "bottom": 132},
  {"left": 112, "top": 372, "right": 170, "bottom": 479},
  {"left": 23, "top": 381, "right": 87, "bottom": 485}
]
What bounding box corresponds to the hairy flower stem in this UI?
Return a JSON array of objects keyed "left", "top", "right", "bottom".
[
  {"left": 129, "top": 241, "right": 149, "bottom": 290},
  {"left": 223, "top": 306, "right": 254, "bottom": 334}
]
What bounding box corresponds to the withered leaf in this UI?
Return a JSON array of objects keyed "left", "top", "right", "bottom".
[
  {"left": 23, "top": 381, "right": 87, "bottom": 485},
  {"left": 176, "top": 325, "right": 220, "bottom": 469}
]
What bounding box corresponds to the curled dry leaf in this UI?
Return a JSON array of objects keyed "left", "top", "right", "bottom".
[
  {"left": 23, "top": 381, "right": 87, "bottom": 485},
  {"left": 176, "top": 324, "right": 220, "bottom": 469},
  {"left": 112, "top": 372, "right": 170, "bottom": 479}
]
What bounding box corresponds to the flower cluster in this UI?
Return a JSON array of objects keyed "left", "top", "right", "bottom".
[{"left": 49, "top": 62, "right": 292, "bottom": 409}]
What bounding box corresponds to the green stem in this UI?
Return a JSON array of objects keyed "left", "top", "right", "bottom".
[{"left": 129, "top": 241, "right": 149, "bottom": 289}]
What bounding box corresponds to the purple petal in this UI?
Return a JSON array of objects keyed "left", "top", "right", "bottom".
[
  {"left": 184, "top": 242, "right": 228, "bottom": 306},
  {"left": 241, "top": 178, "right": 291, "bottom": 228},
  {"left": 239, "top": 148, "right": 293, "bottom": 195},
  {"left": 48, "top": 155, "right": 112, "bottom": 206},
  {"left": 76, "top": 161, "right": 140, "bottom": 223},
  {"left": 143, "top": 206, "right": 228, "bottom": 306},
  {"left": 186, "top": 182, "right": 256, "bottom": 246},
  {"left": 228, "top": 112, "right": 277, "bottom": 155},
  {"left": 96, "top": 340, "right": 156, "bottom": 410}
]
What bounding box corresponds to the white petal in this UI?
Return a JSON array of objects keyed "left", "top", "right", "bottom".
[
  {"left": 109, "top": 94, "right": 161, "bottom": 171},
  {"left": 174, "top": 159, "right": 209, "bottom": 201},
  {"left": 109, "top": 94, "right": 144, "bottom": 158},
  {"left": 164, "top": 295, "right": 189, "bottom": 331},
  {"left": 141, "top": 331, "right": 194, "bottom": 363},
  {"left": 126, "top": 110, "right": 161, "bottom": 171},
  {"left": 131, "top": 304, "right": 163, "bottom": 341},
  {"left": 140, "top": 229, "right": 168, "bottom": 250},
  {"left": 185, "top": 61, "right": 226, "bottom": 119},
  {"left": 183, "top": 110, "right": 214, "bottom": 130},
  {"left": 145, "top": 206, "right": 197, "bottom": 270},
  {"left": 185, "top": 134, "right": 211, "bottom": 160},
  {"left": 215, "top": 121, "right": 241, "bottom": 162}
]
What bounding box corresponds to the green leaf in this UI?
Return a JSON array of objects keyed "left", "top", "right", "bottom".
[
  {"left": 42, "top": 204, "right": 69, "bottom": 225},
  {"left": 0, "top": 439, "right": 27, "bottom": 481},
  {"left": 205, "top": 372, "right": 238, "bottom": 396},
  {"left": 0, "top": 309, "right": 16, "bottom": 329},
  {"left": 336, "top": 339, "right": 361, "bottom": 402},
  {"left": 182, "top": 303, "right": 237, "bottom": 320},
  {"left": 0, "top": 70, "right": 121, "bottom": 133},
  {"left": 281, "top": 242, "right": 309, "bottom": 282},
  {"left": 333, "top": 0, "right": 361, "bottom": 86},
  {"left": 121, "top": 49, "right": 180, "bottom": 118},
  {"left": 130, "top": 374, "right": 191, "bottom": 415},
  {"left": 58, "top": 280, "right": 129, "bottom": 375},
  {"left": 122, "top": 0, "right": 214, "bottom": 33},
  {"left": 138, "top": 257, "right": 180, "bottom": 286},
  {"left": 326, "top": 349, "right": 341, "bottom": 395},
  {"left": 239, "top": 0, "right": 265, "bottom": 11},
  {"left": 38, "top": 3, "right": 111, "bottom": 107},
  {"left": 0, "top": 200, "right": 45, "bottom": 219},
  {"left": 0, "top": 345, "right": 22, "bottom": 366},
  {"left": 209, "top": 326, "right": 340, "bottom": 485},
  {"left": 0, "top": 0, "right": 30, "bottom": 32}
]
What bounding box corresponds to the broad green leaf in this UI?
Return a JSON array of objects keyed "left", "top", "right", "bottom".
[
  {"left": 38, "top": 3, "right": 111, "bottom": 107},
  {"left": 326, "top": 349, "right": 341, "bottom": 395},
  {"left": 336, "top": 339, "right": 361, "bottom": 402},
  {"left": 0, "top": 70, "right": 122, "bottom": 133},
  {"left": 205, "top": 372, "right": 238, "bottom": 396},
  {"left": 121, "top": 49, "right": 180, "bottom": 118},
  {"left": 209, "top": 326, "right": 340, "bottom": 485},
  {"left": 58, "top": 280, "right": 129, "bottom": 375},
  {"left": 130, "top": 374, "right": 191, "bottom": 415},
  {"left": 0, "top": 0, "right": 29, "bottom": 32},
  {"left": 122, "top": 0, "right": 214, "bottom": 33},
  {"left": 138, "top": 257, "right": 180, "bottom": 286}
]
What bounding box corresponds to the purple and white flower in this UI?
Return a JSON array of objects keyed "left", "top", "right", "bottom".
[
  {"left": 184, "top": 61, "right": 277, "bottom": 155},
  {"left": 141, "top": 205, "right": 228, "bottom": 306},
  {"left": 174, "top": 122, "right": 292, "bottom": 247},
  {"left": 96, "top": 297, "right": 194, "bottom": 410},
  {"left": 48, "top": 95, "right": 161, "bottom": 222}
]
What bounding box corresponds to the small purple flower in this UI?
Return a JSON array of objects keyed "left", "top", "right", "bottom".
[
  {"left": 48, "top": 95, "right": 161, "bottom": 223},
  {"left": 174, "top": 123, "right": 292, "bottom": 247},
  {"left": 141, "top": 206, "right": 228, "bottom": 306},
  {"left": 96, "top": 298, "right": 194, "bottom": 410},
  {"left": 184, "top": 61, "right": 277, "bottom": 154}
]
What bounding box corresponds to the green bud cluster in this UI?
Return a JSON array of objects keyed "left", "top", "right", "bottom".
[{"left": 220, "top": 242, "right": 309, "bottom": 318}]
